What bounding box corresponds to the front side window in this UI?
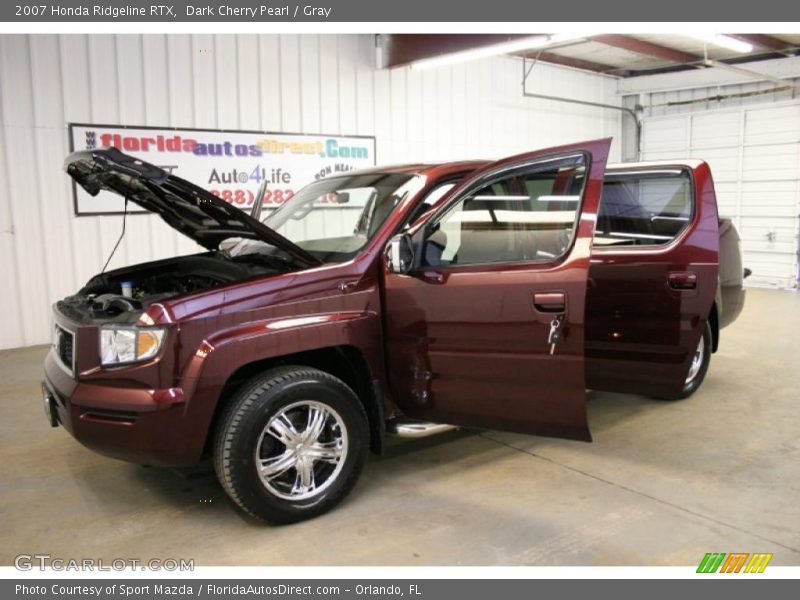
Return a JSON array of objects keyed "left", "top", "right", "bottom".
[
  {"left": 594, "top": 170, "right": 693, "bottom": 247},
  {"left": 422, "top": 154, "right": 587, "bottom": 267}
]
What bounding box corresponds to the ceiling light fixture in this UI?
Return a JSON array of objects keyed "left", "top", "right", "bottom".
[
  {"left": 689, "top": 34, "right": 753, "bottom": 54},
  {"left": 408, "top": 34, "right": 585, "bottom": 70}
]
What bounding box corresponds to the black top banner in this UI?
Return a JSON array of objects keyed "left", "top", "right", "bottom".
[{"left": 2, "top": 0, "right": 797, "bottom": 22}]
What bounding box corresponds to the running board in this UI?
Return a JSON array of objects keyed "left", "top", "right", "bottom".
[{"left": 386, "top": 420, "right": 457, "bottom": 438}]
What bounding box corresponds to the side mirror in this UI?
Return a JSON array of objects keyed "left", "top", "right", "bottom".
[{"left": 385, "top": 234, "right": 414, "bottom": 274}]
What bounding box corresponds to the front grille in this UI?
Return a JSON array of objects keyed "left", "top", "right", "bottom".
[{"left": 54, "top": 325, "right": 74, "bottom": 374}]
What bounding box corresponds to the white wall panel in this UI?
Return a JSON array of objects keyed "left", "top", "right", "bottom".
[
  {"left": 689, "top": 146, "right": 739, "bottom": 183},
  {"left": 337, "top": 36, "right": 358, "bottom": 137},
  {"left": 742, "top": 143, "right": 799, "bottom": 182},
  {"left": 690, "top": 112, "right": 740, "bottom": 149},
  {"left": 713, "top": 181, "right": 739, "bottom": 217},
  {"left": 642, "top": 116, "right": 688, "bottom": 152},
  {"left": 0, "top": 34, "right": 619, "bottom": 349},
  {"left": 1, "top": 36, "right": 51, "bottom": 346},
  {"left": 744, "top": 105, "right": 800, "bottom": 146},
  {"left": 236, "top": 36, "right": 261, "bottom": 131}
]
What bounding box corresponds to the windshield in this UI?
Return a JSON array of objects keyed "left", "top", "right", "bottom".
[{"left": 229, "top": 172, "right": 417, "bottom": 264}]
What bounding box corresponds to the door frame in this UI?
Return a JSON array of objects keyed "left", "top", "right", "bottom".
[{"left": 382, "top": 138, "right": 612, "bottom": 440}]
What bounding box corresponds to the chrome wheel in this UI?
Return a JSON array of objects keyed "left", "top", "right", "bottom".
[
  {"left": 254, "top": 400, "right": 348, "bottom": 501},
  {"left": 685, "top": 335, "right": 705, "bottom": 385}
]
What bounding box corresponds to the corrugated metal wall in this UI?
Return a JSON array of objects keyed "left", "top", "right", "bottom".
[{"left": 0, "top": 34, "right": 620, "bottom": 350}]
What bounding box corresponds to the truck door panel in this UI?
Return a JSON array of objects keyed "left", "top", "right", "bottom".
[
  {"left": 383, "top": 139, "right": 611, "bottom": 440},
  {"left": 586, "top": 162, "right": 719, "bottom": 397}
]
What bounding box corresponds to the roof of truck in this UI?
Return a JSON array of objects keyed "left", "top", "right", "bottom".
[
  {"left": 350, "top": 158, "right": 705, "bottom": 177},
  {"left": 348, "top": 160, "right": 489, "bottom": 176},
  {"left": 606, "top": 159, "right": 704, "bottom": 170}
]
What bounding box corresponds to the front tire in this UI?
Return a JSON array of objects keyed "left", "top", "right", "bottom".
[{"left": 214, "top": 366, "right": 369, "bottom": 524}]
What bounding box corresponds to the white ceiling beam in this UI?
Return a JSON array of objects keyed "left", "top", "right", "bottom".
[
  {"left": 703, "top": 59, "right": 800, "bottom": 90},
  {"left": 617, "top": 57, "right": 800, "bottom": 95}
]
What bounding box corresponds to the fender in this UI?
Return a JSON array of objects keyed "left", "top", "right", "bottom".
[
  {"left": 170, "top": 310, "right": 385, "bottom": 464},
  {"left": 183, "top": 310, "right": 382, "bottom": 384}
]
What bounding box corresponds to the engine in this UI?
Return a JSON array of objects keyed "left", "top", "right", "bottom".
[{"left": 58, "top": 252, "right": 283, "bottom": 322}]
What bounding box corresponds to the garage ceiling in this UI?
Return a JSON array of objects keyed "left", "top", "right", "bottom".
[{"left": 381, "top": 34, "right": 800, "bottom": 77}]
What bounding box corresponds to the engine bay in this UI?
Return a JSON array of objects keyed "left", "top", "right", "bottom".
[{"left": 57, "top": 252, "right": 287, "bottom": 322}]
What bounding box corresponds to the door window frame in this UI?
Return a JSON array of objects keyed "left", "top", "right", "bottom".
[
  {"left": 399, "top": 177, "right": 465, "bottom": 232},
  {"left": 416, "top": 151, "right": 591, "bottom": 271}
]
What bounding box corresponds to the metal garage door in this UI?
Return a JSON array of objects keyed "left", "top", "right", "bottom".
[{"left": 641, "top": 101, "right": 800, "bottom": 289}]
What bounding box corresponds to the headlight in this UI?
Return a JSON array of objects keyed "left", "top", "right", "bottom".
[{"left": 100, "top": 327, "right": 166, "bottom": 365}]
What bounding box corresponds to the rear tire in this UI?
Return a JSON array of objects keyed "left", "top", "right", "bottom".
[
  {"left": 666, "top": 322, "right": 712, "bottom": 400},
  {"left": 214, "top": 366, "right": 369, "bottom": 524}
]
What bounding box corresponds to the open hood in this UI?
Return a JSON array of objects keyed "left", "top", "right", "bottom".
[{"left": 65, "top": 148, "right": 321, "bottom": 267}]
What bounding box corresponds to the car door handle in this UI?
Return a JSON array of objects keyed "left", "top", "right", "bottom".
[
  {"left": 533, "top": 292, "right": 566, "bottom": 313},
  {"left": 418, "top": 270, "right": 446, "bottom": 284},
  {"left": 668, "top": 271, "right": 697, "bottom": 290}
]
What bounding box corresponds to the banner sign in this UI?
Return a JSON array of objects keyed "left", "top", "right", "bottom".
[{"left": 68, "top": 123, "right": 376, "bottom": 216}]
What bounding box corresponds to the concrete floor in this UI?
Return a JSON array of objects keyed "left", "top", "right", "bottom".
[{"left": 1, "top": 288, "right": 798, "bottom": 566}]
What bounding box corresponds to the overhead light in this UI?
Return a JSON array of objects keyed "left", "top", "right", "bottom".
[
  {"left": 408, "top": 34, "right": 584, "bottom": 70},
  {"left": 689, "top": 34, "right": 753, "bottom": 54}
]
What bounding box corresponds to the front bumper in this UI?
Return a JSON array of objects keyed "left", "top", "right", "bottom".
[
  {"left": 41, "top": 383, "right": 59, "bottom": 428},
  {"left": 42, "top": 349, "right": 207, "bottom": 467}
]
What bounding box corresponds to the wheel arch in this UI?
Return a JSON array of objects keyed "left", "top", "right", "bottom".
[
  {"left": 204, "top": 345, "right": 385, "bottom": 457},
  {"left": 708, "top": 301, "right": 719, "bottom": 353}
]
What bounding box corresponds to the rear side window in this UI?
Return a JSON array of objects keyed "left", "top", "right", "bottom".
[{"left": 594, "top": 170, "right": 692, "bottom": 247}]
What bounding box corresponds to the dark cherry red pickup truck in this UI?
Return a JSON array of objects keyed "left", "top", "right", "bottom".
[{"left": 43, "top": 139, "right": 746, "bottom": 523}]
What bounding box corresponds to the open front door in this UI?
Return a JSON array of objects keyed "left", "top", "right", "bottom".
[{"left": 382, "top": 139, "right": 611, "bottom": 441}]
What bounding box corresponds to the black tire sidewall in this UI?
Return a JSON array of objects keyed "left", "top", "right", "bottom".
[{"left": 217, "top": 369, "right": 368, "bottom": 524}]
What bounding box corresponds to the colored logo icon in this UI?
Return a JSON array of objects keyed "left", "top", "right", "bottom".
[{"left": 697, "top": 553, "right": 773, "bottom": 573}]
